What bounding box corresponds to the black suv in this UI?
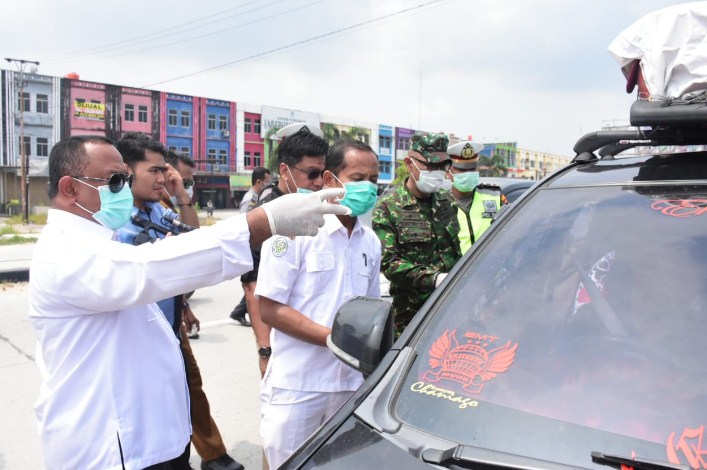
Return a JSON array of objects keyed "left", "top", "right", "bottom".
[{"left": 281, "top": 98, "right": 707, "bottom": 470}]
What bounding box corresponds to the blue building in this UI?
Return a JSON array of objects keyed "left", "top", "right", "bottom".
[
  {"left": 377, "top": 124, "right": 394, "bottom": 184},
  {"left": 161, "top": 92, "right": 196, "bottom": 159}
]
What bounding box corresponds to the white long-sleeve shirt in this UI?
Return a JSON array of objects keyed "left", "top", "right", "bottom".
[{"left": 29, "top": 209, "right": 253, "bottom": 470}]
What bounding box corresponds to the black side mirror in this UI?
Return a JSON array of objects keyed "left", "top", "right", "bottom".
[{"left": 326, "top": 296, "right": 394, "bottom": 377}]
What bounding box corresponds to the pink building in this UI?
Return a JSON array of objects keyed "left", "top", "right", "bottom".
[
  {"left": 64, "top": 79, "right": 107, "bottom": 136},
  {"left": 119, "top": 87, "right": 154, "bottom": 135},
  {"left": 243, "top": 111, "right": 264, "bottom": 170}
]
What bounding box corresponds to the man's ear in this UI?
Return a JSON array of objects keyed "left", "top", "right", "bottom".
[
  {"left": 57, "top": 175, "right": 79, "bottom": 202},
  {"left": 322, "top": 170, "right": 336, "bottom": 188},
  {"left": 278, "top": 162, "right": 288, "bottom": 181}
]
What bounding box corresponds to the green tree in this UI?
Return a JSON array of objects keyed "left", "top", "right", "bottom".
[
  {"left": 479, "top": 154, "right": 508, "bottom": 177},
  {"left": 264, "top": 126, "right": 282, "bottom": 173},
  {"left": 392, "top": 161, "right": 409, "bottom": 187},
  {"left": 343, "top": 126, "right": 371, "bottom": 144},
  {"left": 321, "top": 123, "right": 371, "bottom": 146},
  {"left": 321, "top": 123, "right": 341, "bottom": 146}
]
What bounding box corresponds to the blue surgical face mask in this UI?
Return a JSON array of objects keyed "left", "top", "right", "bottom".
[
  {"left": 284, "top": 165, "right": 314, "bottom": 194},
  {"left": 332, "top": 174, "right": 378, "bottom": 217},
  {"left": 74, "top": 178, "right": 134, "bottom": 230},
  {"left": 452, "top": 171, "right": 480, "bottom": 193}
]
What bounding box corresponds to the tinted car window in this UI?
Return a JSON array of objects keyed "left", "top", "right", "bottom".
[{"left": 395, "top": 183, "right": 707, "bottom": 468}]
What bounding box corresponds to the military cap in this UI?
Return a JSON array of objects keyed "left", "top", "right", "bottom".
[
  {"left": 409, "top": 133, "right": 450, "bottom": 163},
  {"left": 447, "top": 141, "right": 484, "bottom": 169},
  {"left": 275, "top": 122, "right": 324, "bottom": 139}
]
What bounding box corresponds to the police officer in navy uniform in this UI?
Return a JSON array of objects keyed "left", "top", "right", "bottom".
[{"left": 447, "top": 141, "right": 506, "bottom": 255}]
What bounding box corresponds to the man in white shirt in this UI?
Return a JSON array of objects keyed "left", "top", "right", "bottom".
[
  {"left": 29, "top": 135, "right": 348, "bottom": 470},
  {"left": 239, "top": 166, "right": 271, "bottom": 213},
  {"left": 256, "top": 139, "right": 382, "bottom": 469}
]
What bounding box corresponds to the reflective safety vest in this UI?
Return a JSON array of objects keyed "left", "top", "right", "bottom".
[{"left": 457, "top": 185, "right": 503, "bottom": 254}]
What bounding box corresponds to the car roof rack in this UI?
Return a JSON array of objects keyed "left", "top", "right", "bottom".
[{"left": 572, "top": 95, "right": 707, "bottom": 161}]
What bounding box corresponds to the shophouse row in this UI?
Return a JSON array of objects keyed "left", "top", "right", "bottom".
[{"left": 0, "top": 69, "right": 568, "bottom": 213}]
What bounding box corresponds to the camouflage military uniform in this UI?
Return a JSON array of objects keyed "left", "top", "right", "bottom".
[{"left": 373, "top": 181, "right": 461, "bottom": 333}]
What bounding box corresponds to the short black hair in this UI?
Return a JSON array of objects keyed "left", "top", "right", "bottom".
[
  {"left": 48, "top": 135, "right": 114, "bottom": 199},
  {"left": 166, "top": 150, "right": 195, "bottom": 168},
  {"left": 115, "top": 132, "right": 167, "bottom": 168},
  {"left": 326, "top": 139, "right": 377, "bottom": 176},
  {"left": 277, "top": 129, "right": 328, "bottom": 168},
  {"left": 251, "top": 166, "right": 270, "bottom": 185}
]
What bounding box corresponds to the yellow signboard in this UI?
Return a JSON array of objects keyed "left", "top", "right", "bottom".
[{"left": 74, "top": 101, "right": 105, "bottom": 120}]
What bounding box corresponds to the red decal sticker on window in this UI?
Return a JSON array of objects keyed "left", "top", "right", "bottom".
[
  {"left": 667, "top": 425, "right": 707, "bottom": 468},
  {"left": 651, "top": 199, "right": 707, "bottom": 218},
  {"left": 423, "top": 329, "right": 518, "bottom": 393}
]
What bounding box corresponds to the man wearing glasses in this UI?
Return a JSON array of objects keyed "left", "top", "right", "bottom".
[
  {"left": 234, "top": 123, "right": 328, "bottom": 378},
  {"left": 373, "top": 133, "right": 462, "bottom": 335},
  {"left": 28, "top": 135, "right": 347, "bottom": 469}
]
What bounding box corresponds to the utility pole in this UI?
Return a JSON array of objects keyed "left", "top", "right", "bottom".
[
  {"left": 5, "top": 57, "right": 40, "bottom": 223},
  {"left": 418, "top": 62, "right": 423, "bottom": 130}
]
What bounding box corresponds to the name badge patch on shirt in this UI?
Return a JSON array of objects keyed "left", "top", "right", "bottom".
[
  {"left": 482, "top": 200, "right": 498, "bottom": 218},
  {"left": 272, "top": 237, "right": 289, "bottom": 257}
]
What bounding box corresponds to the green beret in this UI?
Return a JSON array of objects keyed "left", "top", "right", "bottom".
[{"left": 410, "top": 133, "right": 451, "bottom": 163}]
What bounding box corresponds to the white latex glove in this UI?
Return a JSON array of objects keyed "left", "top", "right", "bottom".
[
  {"left": 261, "top": 188, "right": 351, "bottom": 237},
  {"left": 435, "top": 272, "right": 448, "bottom": 288}
]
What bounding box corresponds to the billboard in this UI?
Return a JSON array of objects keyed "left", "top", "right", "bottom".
[
  {"left": 74, "top": 101, "right": 105, "bottom": 120},
  {"left": 260, "top": 105, "right": 320, "bottom": 138}
]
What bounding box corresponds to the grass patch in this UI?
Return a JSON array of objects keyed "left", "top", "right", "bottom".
[
  {"left": 7, "top": 213, "right": 48, "bottom": 225},
  {"left": 0, "top": 225, "right": 16, "bottom": 235},
  {"left": 0, "top": 235, "right": 36, "bottom": 246}
]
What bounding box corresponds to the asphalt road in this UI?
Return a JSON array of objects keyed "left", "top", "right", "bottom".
[{"left": 0, "top": 219, "right": 267, "bottom": 469}]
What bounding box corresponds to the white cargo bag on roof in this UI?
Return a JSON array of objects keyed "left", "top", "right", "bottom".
[{"left": 608, "top": 2, "right": 707, "bottom": 98}]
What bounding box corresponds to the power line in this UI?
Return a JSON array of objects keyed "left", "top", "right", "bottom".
[
  {"left": 49, "top": 0, "right": 326, "bottom": 65},
  {"left": 142, "top": 0, "right": 446, "bottom": 88},
  {"left": 42, "top": 0, "right": 282, "bottom": 63}
]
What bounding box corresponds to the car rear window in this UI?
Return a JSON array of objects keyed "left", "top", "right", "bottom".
[{"left": 395, "top": 183, "right": 707, "bottom": 468}]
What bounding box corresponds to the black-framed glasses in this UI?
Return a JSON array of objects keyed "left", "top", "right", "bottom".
[
  {"left": 411, "top": 158, "right": 451, "bottom": 172},
  {"left": 290, "top": 166, "right": 325, "bottom": 180},
  {"left": 73, "top": 173, "right": 133, "bottom": 193},
  {"left": 182, "top": 179, "right": 195, "bottom": 189}
]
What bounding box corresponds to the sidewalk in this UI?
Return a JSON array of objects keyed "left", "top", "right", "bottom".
[{"left": 0, "top": 209, "right": 241, "bottom": 281}]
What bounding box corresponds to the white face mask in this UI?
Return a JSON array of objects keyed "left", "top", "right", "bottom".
[
  {"left": 412, "top": 160, "right": 446, "bottom": 194},
  {"left": 168, "top": 186, "right": 193, "bottom": 207}
]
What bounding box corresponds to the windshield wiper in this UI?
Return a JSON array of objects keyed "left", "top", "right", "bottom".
[{"left": 592, "top": 451, "right": 696, "bottom": 470}]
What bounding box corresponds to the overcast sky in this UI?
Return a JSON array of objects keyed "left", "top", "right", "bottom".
[{"left": 2, "top": 0, "right": 690, "bottom": 155}]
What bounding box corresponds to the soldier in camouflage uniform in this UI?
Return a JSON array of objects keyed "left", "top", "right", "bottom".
[{"left": 373, "top": 133, "right": 462, "bottom": 335}]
